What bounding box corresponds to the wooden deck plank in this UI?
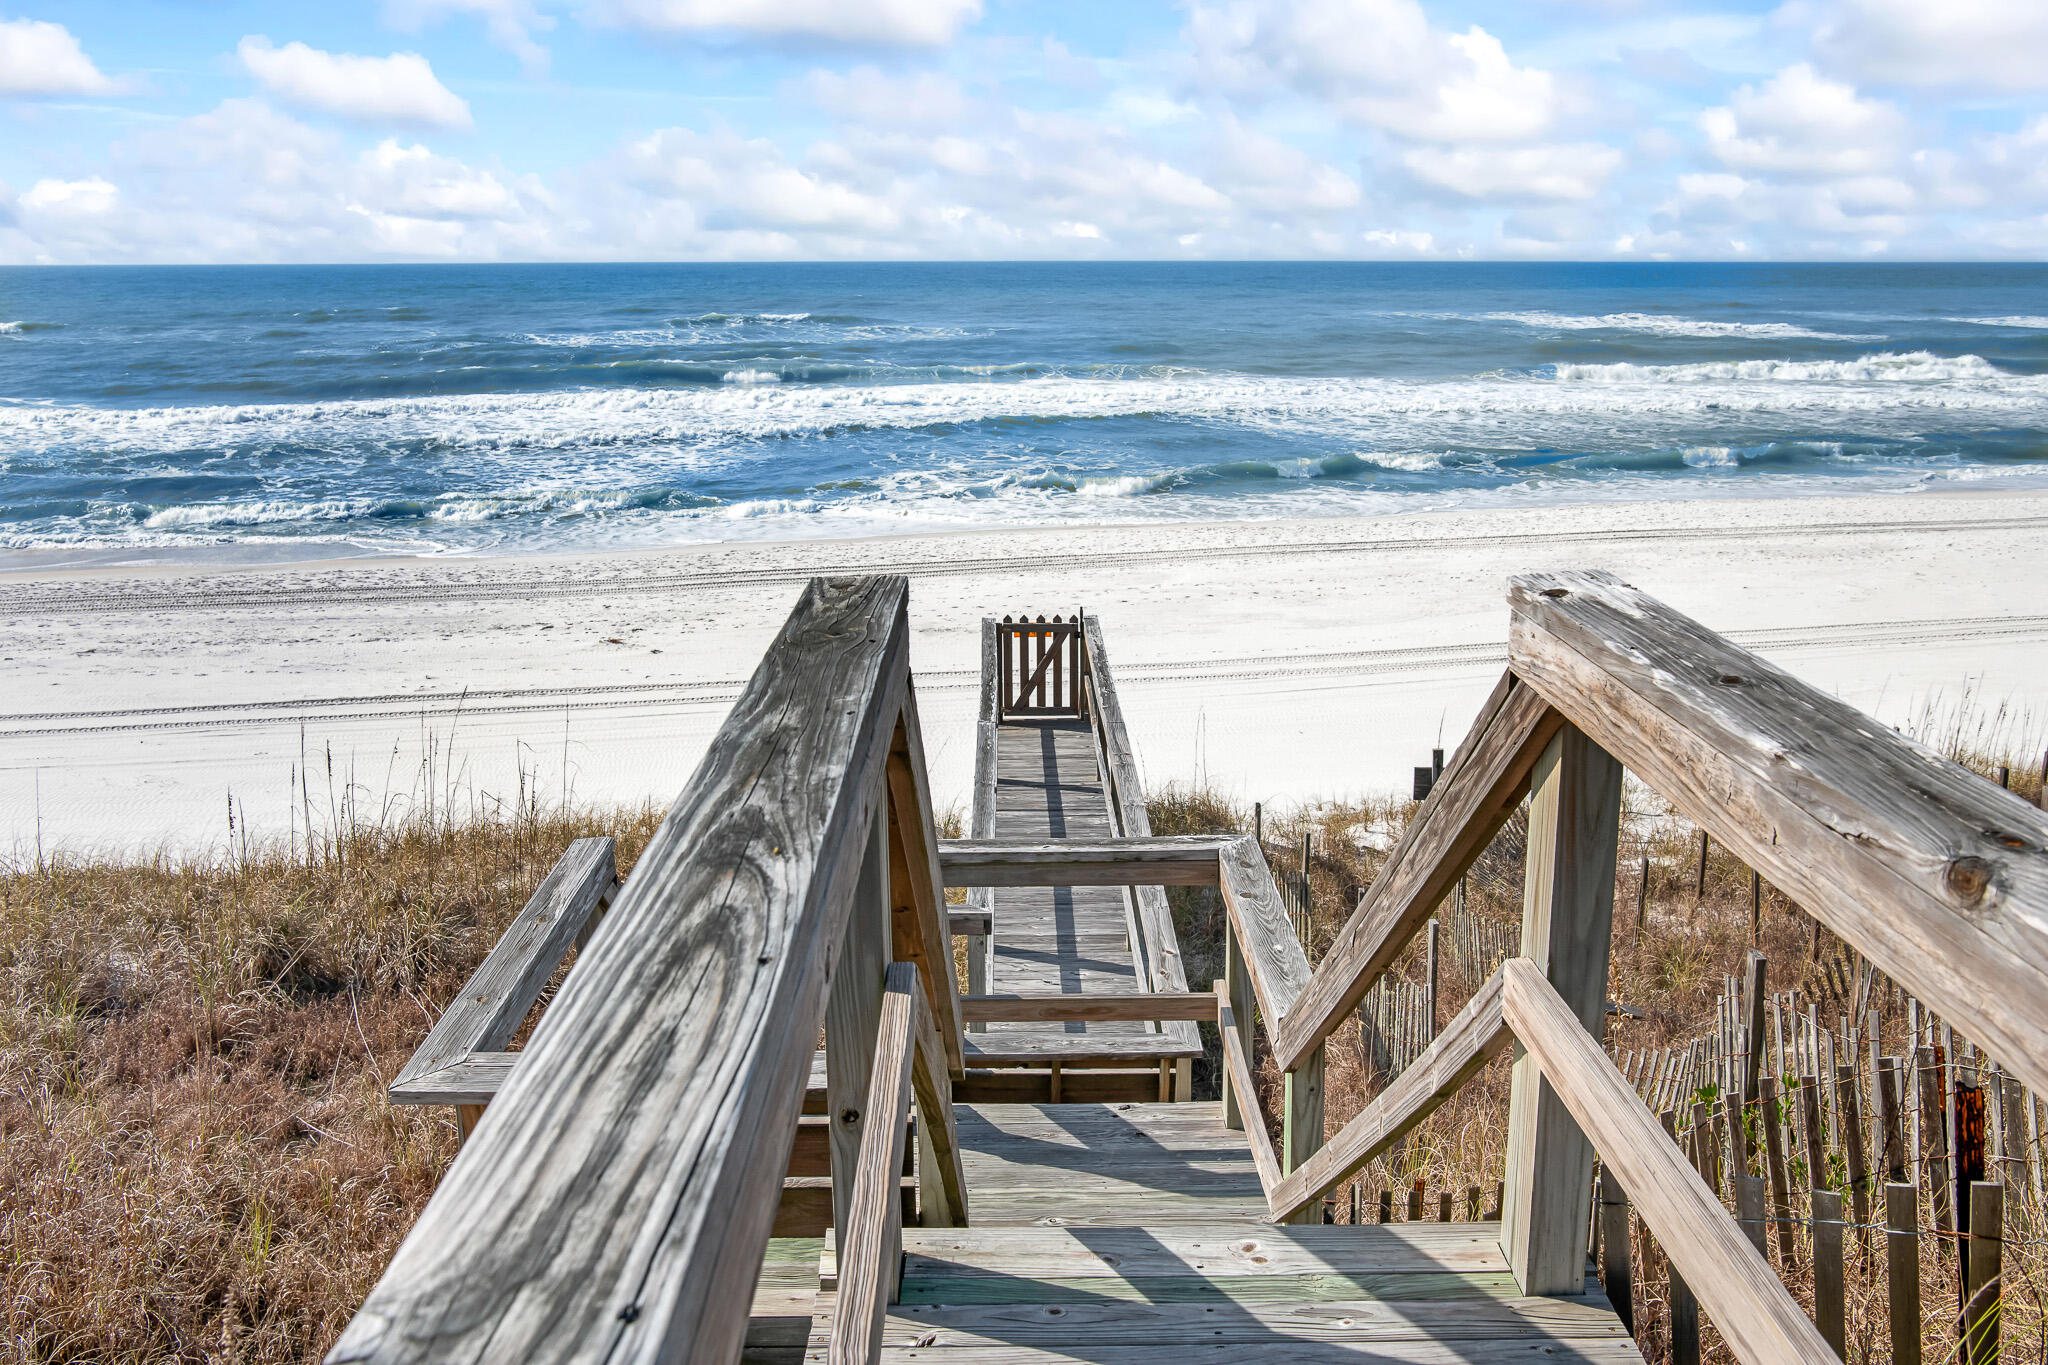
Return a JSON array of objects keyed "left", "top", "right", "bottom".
[
  {"left": 856, "top": 1343, "right": 1643, "bottom": 1363},
  {"left": 981, "top": 717, "right": 1195, "bottom": 1066},
  {"left": 873, "top": 1295, "right": 1628, "bottom": 1347},
  {"left": 901, "top": 1224, "right": 1517, "bottom": 1279}
]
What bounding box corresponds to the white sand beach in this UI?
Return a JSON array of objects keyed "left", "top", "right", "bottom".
[{"left": 5, "top": 487, "right": 2046, "bottom": 858}]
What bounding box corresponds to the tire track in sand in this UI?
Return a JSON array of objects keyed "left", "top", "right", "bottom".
[{"left": 5, "top": 612, "right": 2043, "bottom": 739}]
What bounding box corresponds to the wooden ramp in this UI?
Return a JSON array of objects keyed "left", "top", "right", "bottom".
[
  {"left": 962, "top": 617, "right": 1203, "bottom": 1091},
  {"left": 798, "top": 1102, "right": 1639, "bottom": 1363}
]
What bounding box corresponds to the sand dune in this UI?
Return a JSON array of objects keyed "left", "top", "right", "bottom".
[{"left": 5, "top": 488, "right": 2046, "bottom": 857}]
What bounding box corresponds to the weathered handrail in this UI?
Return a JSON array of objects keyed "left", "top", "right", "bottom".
[
  {"left": 1272, "top": 673, "right": 1560, "bottom": 1072},
  {"left": 830, "top": 962, "right": 922, "bottom": 1365},
  {"left": 1078, "top": 613, "right": 1202, "bottom": 1090},
  {"left": 330, "top": 577, "right": 965, "bottom": 1365},
  {"left": 937, "top": 835, "right": 1232, "bottom": 886},
  {"left": 1213, "top": 833, "right": 1326, "bottom": 1218},
  {"left": 1208, "top": 570, "right": 2048, "bottom": 1365},
  {"left": 1500, "top": 959, "right": 1832, "bottom": 1362},
  {"left": 388, "top": 836, "right": 617, "bottom": 1134},
  {"left": 1509, "top": 568, "right": 2048, "bottom": 1099},
  {"left": 1267, "top": 964, "right": 1511, "bottom": 1221}
]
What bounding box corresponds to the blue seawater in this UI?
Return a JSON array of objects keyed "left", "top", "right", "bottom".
[{"left": 3, "top": 261, "right": 2046, "bottom": 560}]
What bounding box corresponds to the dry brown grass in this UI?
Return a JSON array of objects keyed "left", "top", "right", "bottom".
[{"left": 0, "top": 802, "right": 663, "bottom": 1364}]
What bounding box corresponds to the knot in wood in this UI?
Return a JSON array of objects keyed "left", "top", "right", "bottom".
[
  {"left": 839, "top": 1106, "right": 862, "bottom": 1128},
  {"left": 1541, "top": 587, "right": 1570, "bottom": 598},
  {"left": 1944, "top": 856, "right": 1993, "bottom": 907},
  {"left": 1717, "top": 674, "right": 1743, "bottom": 686}
]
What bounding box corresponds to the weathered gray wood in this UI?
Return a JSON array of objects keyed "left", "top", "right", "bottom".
[
  {"left": 389, "top": 1048, "right": 833, "bottom": 1109},
  {"left": 1963, "top": 1180, "right": 2002, "bottom": 1365},
  {"left": 1811, "top": 1188, "right": 1845, "bottom": 1360},
  {"left": 969, "top": 618, "right": 999, "bottom": 1024},
  {"left": 861, "top": 1338, "right": 1642, "bottom": 1362},
  {"left": 1218, "top": 836, "right": 1314, "bottom": 1027},
  {"left": 1598, "top": 1166, "right": 1634, "bottom": 1337},
  {"left": 828, "top": 808, "right": 890, "bottom": 1257},
  {"left": 1886, "top": 1182, "right": 1922, "bottom": 1365},
  {"left": 872, "top": 1295, "right": 1627, "bottom": 1348},
  {"left": 1082, "top": 614, "right": 1200, "bottom": 1063},
  {"left": 1269, "top": 967, "right": 1510, "bottom": 1221},
  {"left": 963, "top": 1031, "right": 1203, "bottom": 1066},
  {"left": 1501, "top": 724, "right": 1622, "bottom": 1297},
  {"left": 327, "top": 575, "right": 911, "bottom": 1365},
  {"left": 1501, "top": 958, "right": 1834, "bottom": 1363},
  {"left": 1219, "top": 985, "right": 1284, "bottom": 1196},
  {"left": 938, "top": 837, "right": 1231, "bottom": 887},
  {"left": 831, "top": 963, "right": 921, "bottom": 1365},
  {"left": 1282, "top": 1046, "right": 1326, "bottom": 1219},
  {"left": 962, "top": 992, "right": 1220, "bottom": 1024},
  {"left": 903, "top": 1220, "right": 1522, "bottom": 1278},
  {"left": 1221, "top": 946, "right": 1250, "bottom": 1131},
  {"left": 948, "top": 911, "right": 993, "bottom": 937},
  {"left": 1508, "top": 569, "right": 2048, "bottom": 1099},
  {"left": 1275, "top": 674, "right": 1562, "bottom": 1073},
  {"left": 886, "top": 687, "right": 966, "bottom": 1075},
  {"left": 392, "top": 838, "right": 617, "bottom": 1094}
]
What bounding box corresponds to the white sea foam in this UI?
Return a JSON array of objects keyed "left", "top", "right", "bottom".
[
  {"left": 0, "top": 321, "right": 22, "bottom": 335},
  {"left": 720, "top": 368, "right": 781, "bottom": 385},
  {"left": 1948, "top": 316, "right": 2048, "bottom": 329},
  {"left": 1681, "top": 446, "right": 1741, "bottom": 467},
  {"left": 141, "top": 499, "right": 381, "bottom": 531},
  {"left": 8, "top": 358, "right": 2043, "bottom": 483},
  {"left": 1484, "top": 311, "right": 1876, "bottom": 341},
  {"left": 1075, "top": 472, "right": 1180, "bottom": 497},
  {"left": 721, "top": 497, "right": 820, "bottom": 518},
  {"left": 1553, "top": 351, "right": 2009, "bottom": 384}
]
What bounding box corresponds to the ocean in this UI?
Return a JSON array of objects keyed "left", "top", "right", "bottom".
[{"left": 4, "top": 261, "right": 2047, "bottom": 561}]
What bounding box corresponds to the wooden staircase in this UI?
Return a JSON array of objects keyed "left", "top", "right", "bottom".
[{"left": 795, "top": 1102, "right": 1638, "bottom": 1364}]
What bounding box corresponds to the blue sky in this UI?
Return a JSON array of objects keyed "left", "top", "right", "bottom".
[{"left": 2, "top": 0, "right": 2044, "bottom": 262}]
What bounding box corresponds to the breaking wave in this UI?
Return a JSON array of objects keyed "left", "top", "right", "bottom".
[{"left": 1485, "top": 311, "right": 1877, "bottom": 341}]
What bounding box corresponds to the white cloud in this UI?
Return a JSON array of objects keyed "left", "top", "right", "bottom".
[
  {"left": 1700, "top": 64, "right": 1904, "bottom": 178},
  {"left": 1808, "top": 0, "right": 2048, "bottom": 91},
  {"left": 802, "top": 67, "right": 972, "bottom": 125},
  {"left": 383, "top": 0, "right": 555, "bottom": 76},
  {"left": 0, "top": 18, "right": 116, "bottom": 96},
  {"left": 1404, "top": 142, "right": 1624, "bottom": 201},
  {"left": 361, "top": 139, "right": 523, "bottom": 219},
  {"left": 20, "top": 177, "right": 119, "bottom": 214},
  {"left": 625, "top": 126, "right": 905, "bottom": 234},
  {"left": 237, "top": 37, "right": 472, "bottom": 128},
  {"left": 1187, "top": 0, "right": 1562, "bottom": 142},
  {"left": 601, "top": 0, "right": 981, "bottom": 46}
]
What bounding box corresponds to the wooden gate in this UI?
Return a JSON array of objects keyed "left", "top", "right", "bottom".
[{"left": 995, "top": 615, "right": 1082, "bottom": 717}]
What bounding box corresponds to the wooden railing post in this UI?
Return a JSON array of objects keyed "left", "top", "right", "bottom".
[
  {"left": 1220, "top": 931, "right": 1250, "bottom": 1131},
  {"left": 826, "top": 803, "right": 891, "bottom": 1261},
  {"left": 1282, "top": 1047, "right": 1326, "bottom": 1219},
  {"left": 1501, "top": 723, "right": 1622, "bottom": 1295}
]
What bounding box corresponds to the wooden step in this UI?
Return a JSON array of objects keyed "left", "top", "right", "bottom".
[{"left": 807, "top": 1222, "right": 1640, "bottom": 1362}]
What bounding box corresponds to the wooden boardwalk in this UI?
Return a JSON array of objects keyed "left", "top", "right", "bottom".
[
  {"left": 767, "top": 617, "right": 1642, "bottom": 1365},
  {"left": 966, "top": 719, "right": 1197, "bottom": 1071}
]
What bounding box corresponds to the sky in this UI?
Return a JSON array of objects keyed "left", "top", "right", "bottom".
[{"left": 1, "top": 0, "right": 2044, "bottom": 264}]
